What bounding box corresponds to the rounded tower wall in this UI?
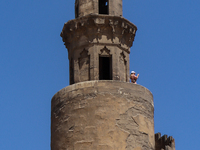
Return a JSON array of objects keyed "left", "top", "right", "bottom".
[{"left": 51, "top": 81, "right": 155, "bottom": 150}]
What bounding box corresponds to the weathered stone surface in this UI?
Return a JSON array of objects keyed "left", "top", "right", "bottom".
[
  {"left": 155, "top": 133, "right": 175, "bottom": 150},
  {"left": 51, "top": 81, "right": 155, "bottom": 150},
  {"left": 61, "top": 15, "right": 137, "bottom": 50},
  {"left": 55, "top": 1, "right": 176, "bottom": 150},
  {"left": 61, "top": 15, "right": 137, "bottom": 85},
  {"left": 67, "top": 44, "right": 131, "bottom": 84}
]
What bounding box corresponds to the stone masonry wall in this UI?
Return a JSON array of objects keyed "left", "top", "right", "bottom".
[
  {"left": 51, "top": 81, "right": 155, "bottom": 150},
  {"left": 61, "top": 15, "right": 137, "bottom": 84}
]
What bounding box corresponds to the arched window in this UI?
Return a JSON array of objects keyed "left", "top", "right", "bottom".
[
  {"left": 99, "top": 0, "right": 109, "bottom": 15},
  {"left": 99, "top": 47, "right": 112, "bottom": 80}
]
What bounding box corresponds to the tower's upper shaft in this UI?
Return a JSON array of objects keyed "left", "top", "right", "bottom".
[{"left": 75, "top": 0, "right": 122, "bottom": 18}]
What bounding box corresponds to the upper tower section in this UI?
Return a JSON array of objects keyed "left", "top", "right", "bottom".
[
  {"left": 75, "top": 0, "right": 122, "bottom": 18},
  {"left": 61, "top": 0, "right": 137, "bottom": 84}
]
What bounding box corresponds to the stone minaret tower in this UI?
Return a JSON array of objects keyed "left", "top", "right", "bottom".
[{"left": 51, "top": 1, "right": 175, "bottom": 150}]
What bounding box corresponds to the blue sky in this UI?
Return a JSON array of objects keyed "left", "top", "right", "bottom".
[{"left": 0, "top": 0, "right": 200, "bottom": 149}]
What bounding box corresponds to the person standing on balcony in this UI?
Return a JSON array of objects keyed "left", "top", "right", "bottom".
[{"left": 130, "top": 71, "right": 139, "bottom": 84}]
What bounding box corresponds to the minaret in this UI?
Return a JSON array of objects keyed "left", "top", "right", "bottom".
[
  {"left": 60, "top": 0, "right": 137, "bottom": 84},
  {"left": 51, "top": 1, "right": 155, "bottom": 150}
]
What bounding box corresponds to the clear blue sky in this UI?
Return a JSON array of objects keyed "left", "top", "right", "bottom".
[{"left": 0, "top": 0, "right": 199, "bottom": 149}]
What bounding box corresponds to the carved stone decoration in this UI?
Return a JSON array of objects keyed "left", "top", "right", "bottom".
[
  {"left": 60, "top": 15, "right": 137, "bottom": 51},
  {"left": 78, "top": 49, "right": 90, "bottom": 81},
  {"left": 119, "top": 51, "right": 127, "bottom": 82},
  {"left": 100, "top": 46, "right": 111, "bottom": 56},
  {"left": 119, "top": 51, "right": 126, "bottom": 61}
]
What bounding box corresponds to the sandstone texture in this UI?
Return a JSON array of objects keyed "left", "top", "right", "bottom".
[
  {"left": 51, "top": 81, "right": 155, "bottom": 150},
  {"left": 60, "top": 15, "right": 137, "bottom": 85},
  {"left": 54, "top": 1, "right": 176, "bottom": 150}
]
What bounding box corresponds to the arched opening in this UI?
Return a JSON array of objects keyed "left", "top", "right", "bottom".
[
  {"left": 99, "top": 56, "right": 112, "bottom": 80},
  {"left": 99, "top": 0, "right": 109, "bottom": 15}
]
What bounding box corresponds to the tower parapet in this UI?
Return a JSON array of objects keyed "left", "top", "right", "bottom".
[{"left": 155, "top": 133, "right": 176, "bottom": 150}]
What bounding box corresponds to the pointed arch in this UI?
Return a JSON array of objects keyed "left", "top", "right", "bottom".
[{"left": 99, "top": 46, "right": 112, "bottom": 80}]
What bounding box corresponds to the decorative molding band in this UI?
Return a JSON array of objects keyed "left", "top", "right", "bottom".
[{"left": 61, "top": 14, "right": 137, "bottom": 50}]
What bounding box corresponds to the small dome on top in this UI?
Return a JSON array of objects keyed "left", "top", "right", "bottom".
[{"left": 75, "top": 0, "right": 122, "bottom": 18}]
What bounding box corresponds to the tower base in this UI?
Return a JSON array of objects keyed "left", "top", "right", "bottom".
[{"left": 51, "top": 81, "right": 154, "bottom": 150}]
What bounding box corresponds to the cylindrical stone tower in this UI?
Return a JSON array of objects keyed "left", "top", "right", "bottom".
[{"left": 51, "top": 1, "right": 155, "bottom": 150}]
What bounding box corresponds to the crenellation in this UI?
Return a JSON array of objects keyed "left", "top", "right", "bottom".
[{"left": 155, "top": 133, "right": 175, "bottom": 150}]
